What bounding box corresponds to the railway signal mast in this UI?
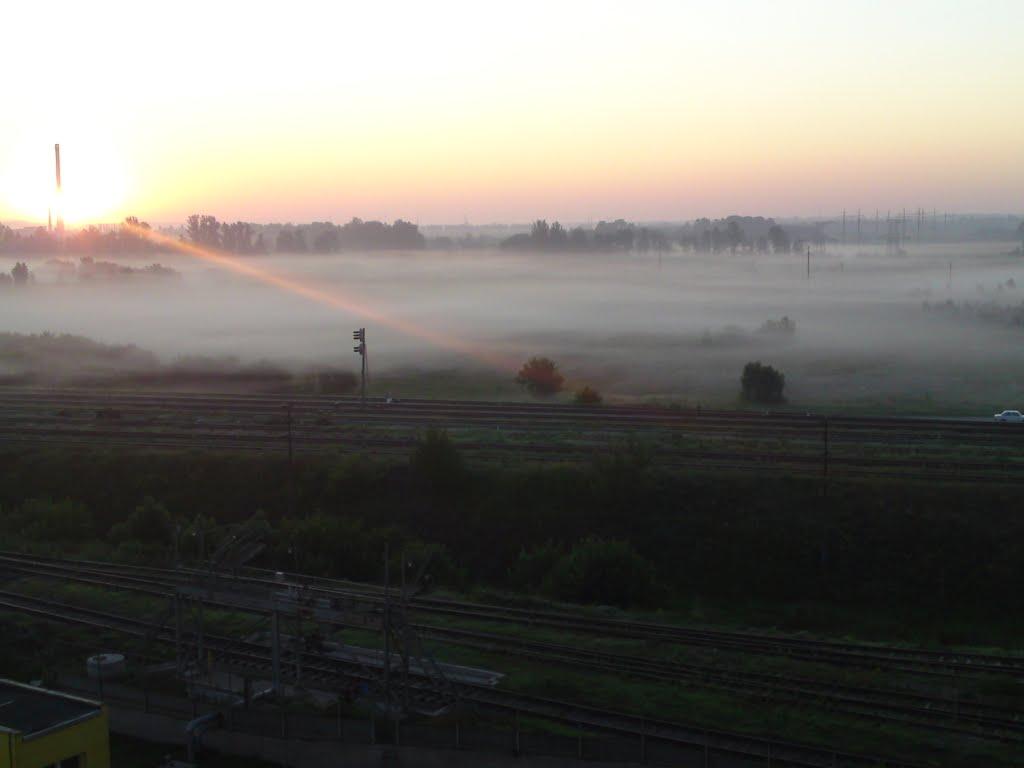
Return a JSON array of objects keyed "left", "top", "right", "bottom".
[{"left": 353, "top": 327, "right": 367, "bottom": 405}]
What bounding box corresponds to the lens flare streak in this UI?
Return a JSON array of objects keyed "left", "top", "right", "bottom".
[{"left": 128, "top": 225, "right": 519, "bottom": 373}]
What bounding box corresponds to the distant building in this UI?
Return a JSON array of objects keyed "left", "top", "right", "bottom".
[{"left": 0, "top": 679, "right": 110, "bottom": 768}]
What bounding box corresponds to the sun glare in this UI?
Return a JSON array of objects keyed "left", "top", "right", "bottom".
[{"left": 1, "top": 137, "right": 128, "bottom": 227}]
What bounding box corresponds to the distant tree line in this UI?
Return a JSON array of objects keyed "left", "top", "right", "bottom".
[
  {"left": 0, "top": 261, "right": 31, "bottom": 286},
  {"left": 0, "top": 214, "right": 429, "bottom": 257},
  {"left": 184, "top": 215, "right": 426, "bottom": 254},
  {"left": 497, "top": 216, "right": 826, "bottom": 255},
  {"left": 501, "top": 219, "right": 670, "bottom": 253},
  {"left": 0, "top": 218, "right": 169, "bottom": 255},
  {"left": 1, "top": 213, "right": 836, "bottom": 257}
]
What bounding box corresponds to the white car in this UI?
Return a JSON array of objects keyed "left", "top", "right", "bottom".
[{"left": 994, "top": 410, "right": 1024, "bottom": 422}]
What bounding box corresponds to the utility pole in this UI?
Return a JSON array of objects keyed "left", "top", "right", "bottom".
[
  {"left": 400, "top": 547, "right": 410, "bottom": 714},
  {"left": 286, "top": 403, "right": 294, "bottom": 517},
  {"left": 383, "top": 543, "right": 391, "bottom": 713},
  {"left": 353, "top": 328, "right": 367, "bottom": 406},
  {"left": 823, "top": 418, "right": 829, "bottom": 494},
  {"left": 806, "top": 246, "right": 811, "bottom": 279}
]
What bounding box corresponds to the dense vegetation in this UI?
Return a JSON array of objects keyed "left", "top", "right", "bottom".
[
  {"left": 1, "top": 438, "right": 1021, "bottom": 642},
  {"left": 740, "top": 361, "right": 786, "bottom": 403}
]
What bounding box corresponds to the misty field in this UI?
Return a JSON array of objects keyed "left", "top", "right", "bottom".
[{"left": 2, "top": 242, "right": 1023, "bottom": 413}]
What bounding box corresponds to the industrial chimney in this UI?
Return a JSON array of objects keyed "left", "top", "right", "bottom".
[{"left": 54, "top": 143, "right": 64, "bottom": 234}]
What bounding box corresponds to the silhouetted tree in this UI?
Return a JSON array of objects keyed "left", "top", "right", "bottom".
[
  {"left": 335, "top": 218, "right": 426, "bottom": 250},
  {"left": 11, "top": 262, "right": 30, "bottom": 284},
  {"left": 710, "top": 227, "right": 724, "bottom": 253},
  {"left": 313, "top": 225, "right": 341, "bottom": 253},
  {"left": 276, "top": 226, "right": 307, "bottom": 253},
  {"left": 726, "top": 220, "right": 744, "bottom": 253},
  {"left": 768, "top": 224, "right": 790, "bottom": 254},
  {"left": 221, "top": 221, "right": 254, "bottom": 253},
  {"left": 516, "top": 356, "right": 565, "bottom": 397},
  {"left": 530, "top": 220, "right": 550, "bottom": 249},
  {"left": 548, "top": 221, "right": 568, "bottom": 250},
  {"left": 740, "top": 361, "right": 786, "bottom": 403},
  {"left": 594, "top": 219, "right": 634, "bottom": 251},
  {"left": 636, "top": 228, "right": 651, "bottom": 252},
  {"left": 186, "top": 214, "right": 221, "bottom": 248},
  {"left": 568, "top": 226, "right": 589, "bottom": 250}
]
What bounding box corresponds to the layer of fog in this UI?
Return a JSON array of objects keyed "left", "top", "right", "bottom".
[{"left": 2, "top": 241, "right": 1023, "bottom": 407}]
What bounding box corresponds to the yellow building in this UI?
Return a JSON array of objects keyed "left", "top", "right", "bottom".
[{"left": 0, "top": 680, "right": 109, "bottom": 768}]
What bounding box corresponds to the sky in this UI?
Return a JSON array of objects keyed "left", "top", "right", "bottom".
[{"left": 1, "top": 0, "right": 1022, "bottom": 226}]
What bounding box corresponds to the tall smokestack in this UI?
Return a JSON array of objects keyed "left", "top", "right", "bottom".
[{"left": 54, "top": 144, "right": 64, "bottom": 234}]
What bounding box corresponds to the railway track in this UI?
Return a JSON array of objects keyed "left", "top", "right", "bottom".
[
  {"left": 0, "top": 586, "right": 924, "bottom": 768},
  {"left": 3, "top": 551, "right": 1023, "bottom": 744},
  {"left": 1, "top": 387, "right": 1023, "bottom": 436},
  {"left": 1, "top": 387, "right": 1023, "bottom": 482},
  {"left": 7, "top": 550, "right": 1024, "bottom": 679}
]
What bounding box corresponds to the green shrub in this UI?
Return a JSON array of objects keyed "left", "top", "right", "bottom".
[
  {"left": 410, "top": 428, "right": 467, "bottom": 497},
  {"left": 9, "top": 498, "right": 94, "bottom": 544},
  {"left": 509, "top": 540, "right": 563, "bottom": 591},
  {"left": 574, "top": 386, "right": 602, "bottom": 405},
  {"left": 741, "top": 361, "right": 786, "bottom": 403},
  {"left": 109, "top": 496, "right": 174, "bottom": 546},
  {"left": 543, "top": 537, "right": 656, "bottom": 608}
]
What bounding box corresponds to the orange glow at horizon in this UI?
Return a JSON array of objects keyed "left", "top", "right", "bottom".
[
  {"left": 127, "top": 224, "right": 521, "bottom": 373},
  {"left": 2, "top": 2, "right": 1023, "bottom": 225}
]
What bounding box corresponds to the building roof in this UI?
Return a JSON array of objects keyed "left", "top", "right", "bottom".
[{"left": 0, "top": 680, "right": 102, "bottom": 737}]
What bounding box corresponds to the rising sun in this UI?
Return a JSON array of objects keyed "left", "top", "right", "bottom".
[{"left": 1, "top": 136, "right": 129, "bottom": 227}]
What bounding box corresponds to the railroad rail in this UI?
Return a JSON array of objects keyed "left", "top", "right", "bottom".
[
  {"left": 6, "top": 550, "right": 1023, "bottom": 678},
  {"left": 0, "top": 586, "right": 924, "bottom": 768},
  {"left": 2, "top": 551, "right": 1023, "bottom": 744},
  {"left": 1, "top": 387, "right": 1023, "bottom": 483}
]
